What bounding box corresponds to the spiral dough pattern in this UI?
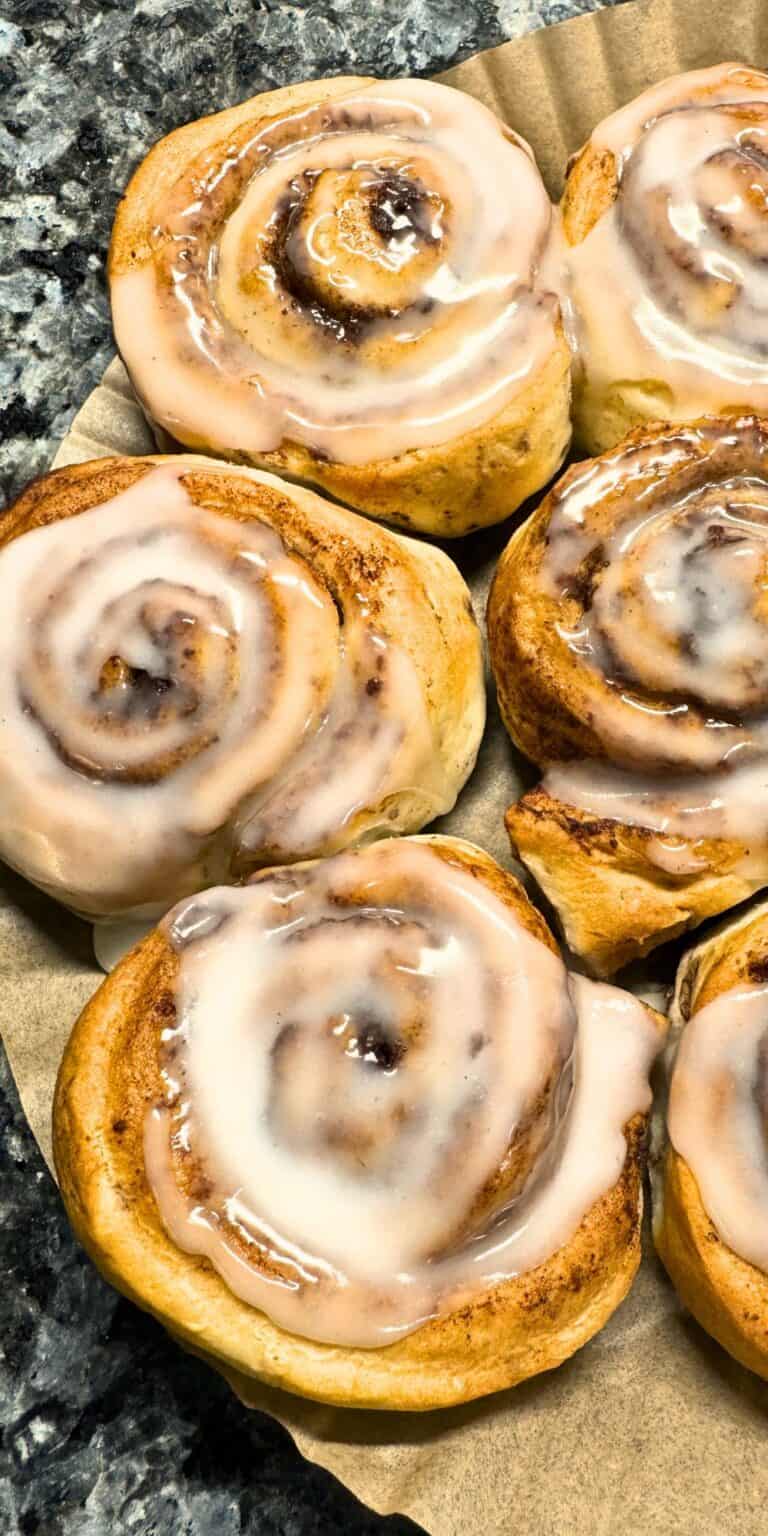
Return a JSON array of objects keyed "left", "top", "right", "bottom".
[
  {"left": 566, "top": 64, "right": 768, "bottom": 423},
  {"left": 110, "top": 79, "right": 561, "bottom": 468},
  {"left": 669, "top": 983, "right": 768, "bottom": 1275},
  {"left": 493, "top": 416, "right": 768, "bottom": 851},
  {"left": 0, "top": 460, "right": 478, "bottom": 919},
  {"left": 144, "top": 839, "right": 660, "bottom": 1348}
]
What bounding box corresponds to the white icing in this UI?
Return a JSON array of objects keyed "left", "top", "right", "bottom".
[
  {"left": 93, "top": 920, "right": 155, "bottom": 973},
  {"left": 566, "top": 64, "right": 768, "bottom": 417},
  {"left": 544, "top": 757, "right": 768, "bottom": 848},
  {"left": 645, "top": 838, "right": 710, "bottom": 877},
  {"left": 669, "top": 984, "right": 768, "bottom": 1273},
  {"left": 0, "top": 460, "right": 456, "bottom": 918},
  {"left": 534, "top": 418, "right": 768, "bottom": 851},
  {"left": 144, "top": 839, "right": 660, "bottom": 1348},
  {"left": 112, "top": 79, "right": 561, "bottom": 465}
]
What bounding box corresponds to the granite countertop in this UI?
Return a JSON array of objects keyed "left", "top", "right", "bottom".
[{"left": 2, "top": 3, "right": 617, "bottom": 1531}]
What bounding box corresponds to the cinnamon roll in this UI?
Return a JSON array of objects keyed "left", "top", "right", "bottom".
[
  {"left": 488, "top": 414, "right": 768, "bottom": 977},
  {"left": 109, "top": 76, "right": 571, "bottom": 537},
  {"left": 53, "top": 836, "right": 664, "bottom": 1410},
  {"left": 0, "top": 456, "right": 483, "bottom": 922},
  {"left": 562, "top": 64, "right": 768, "bottom": 454},
  {"left": 655, "top": 904, "right": 768, "bottom": 1380}
]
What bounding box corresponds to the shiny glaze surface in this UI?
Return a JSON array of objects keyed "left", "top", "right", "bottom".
[
  {"left": 566, "top": 64, "right": 768, "bottom": 416},
  {"left": 145, "top": 840, "right": 660, "bottom": 1348},
  {"left": 539, "top": 417, "right": 768, "bottom": 847},
  {"left": 0, "top": 462, "right": 447, "bottom": 918},
  {"left": 669, "top": 983, "right": 768, "bottom": 1274},
  {"left": 112, "top": 79, "right": 562, "bottom": 464}
]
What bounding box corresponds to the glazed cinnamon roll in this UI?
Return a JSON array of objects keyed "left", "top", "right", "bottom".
[
  {"left": 489, "top": 414, "right": 768, "bottom": 977},
  {"left": 0, "top": 456, "right": 483, "bottom": 922},
  {"left": 53, "top": 836, "right": 664, "bottom": 1410},
  {"left": 109, "top": 76, "right": 571, "bottom": 536},
  {"left": 562, "top": 63, "right": 768, "bottom": 454},
  {"left": 655, "top": 903, "right": 768, "bottom": 1380}
]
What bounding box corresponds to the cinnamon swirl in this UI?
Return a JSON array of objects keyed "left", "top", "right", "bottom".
[
  {"left": 109, "top": 77, "right": 571, "bottom": 536},
  {"left": 0, "top": 456, "right": 483, "bottom": 921},
  {"left": 488, "top": 414, "right": 768, "bottom": 976},
  {"left": 53, "top": 836, "right": 664, "bottom": 1409},
  {"left": 655, "top": 904, "right": 768, "bottom": 1380},
  {"left": 562, "top": 64, "right": 768, "bottom": 453}
]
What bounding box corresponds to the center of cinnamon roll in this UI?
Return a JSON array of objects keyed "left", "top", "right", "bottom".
[
  {"left": 98, "top": 656, "right": 186, "bottom": 722},
  {"left": 593, "top": 496, "right": 768, "bottom": 714},
  {"left": 89, "top": 592, "right": 236, "bottom": 750},
  {"left": 340, "top": 1011, "right": 404, "bottom": 1070},
  {"left": 268, "top": 165, "right": 445, "bottom": 334}
]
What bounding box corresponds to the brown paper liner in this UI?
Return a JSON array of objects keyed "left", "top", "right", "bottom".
[{"left": 6, "top": 0, "right": 768, "bottom": 1528}]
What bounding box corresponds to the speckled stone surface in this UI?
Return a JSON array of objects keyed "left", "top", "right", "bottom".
[{"left": 1, "top": 2, "right": 619, "bottom": 1531}]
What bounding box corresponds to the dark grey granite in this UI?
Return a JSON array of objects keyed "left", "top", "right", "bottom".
[{"left": 1, "top": 2, "right": 621, "bottom": 1531}]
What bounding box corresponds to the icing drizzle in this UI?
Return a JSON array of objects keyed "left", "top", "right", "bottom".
[
  {"left": 112, "top": 79, "right": 562, "bottom": 464},
  {"left": 145, "top": 840, "right": 660, "bottom": 1348},
  {"left": 566, "top": 64, "right": 768, "bottom": 418},
  {"left": 669, "top": 983, "right": 768, "bottom": 1274},
  {"left": 533, "top": 417, "right": 768, "bottom": 851},
  {"left": 0, "top": 461, "right": 459, "bottom": 918}
]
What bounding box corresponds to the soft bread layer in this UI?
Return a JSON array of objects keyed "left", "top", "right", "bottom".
[
  {"left": 109, "top": 76, "right": 572, "bottom": 537},
  {"left": 53, "top": 836, "right": 659, "bottom": 1411},
  {"left": 654, "top": 906, "right": 768, "bottom": 1379}
]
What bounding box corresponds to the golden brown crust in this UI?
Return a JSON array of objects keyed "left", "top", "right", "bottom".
[
  {"left": 655, "top": 1149, "right": 768, "bottom": 1380},
  {"left": 5, "top": 454, "right": 485, "bottom": 865},
  {"left": 53, "top": 834, "right": 661, "bottom": 1411},
  {"left": 561, "top": 142, "right": 618, "bottom": 249},
  {"left": 505, "top": 789, "right": 758, "bottom": 979},
  {"left": 654, "top": 905, "right": 768, "bottom": 1379},
  {"left": 108, "top": 77, "right": 572, "bottom": 537},
  {"left": 236, "top": 334, "right": 572, "bottom": 539},
  {"left": 672, "top": 901, "right": 768, "bottom": 1017}
]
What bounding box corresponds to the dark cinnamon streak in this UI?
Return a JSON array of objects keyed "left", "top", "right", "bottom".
[
  {"left": 267, "top": 179, "right": 393, "bottom": 345},
  {"left": 266, "top": 169, "right": 436, "bottom": 345},
  {"left": 368, "top": 173, "right": 439, "bottom": 247}
]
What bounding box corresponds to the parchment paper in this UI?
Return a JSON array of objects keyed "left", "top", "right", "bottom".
[{"left": 5, "top": 0, "right": 768, "bottom": 1528}]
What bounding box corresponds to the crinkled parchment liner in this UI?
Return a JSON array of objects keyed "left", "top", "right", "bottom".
[{"left": 4, "top": 0, "right": 768, "bottom": 1529}]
